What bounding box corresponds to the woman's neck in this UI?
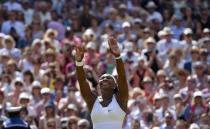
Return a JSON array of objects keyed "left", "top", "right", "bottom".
[{"left": 99, "top": 95, "right": 113, "bottom": 107}]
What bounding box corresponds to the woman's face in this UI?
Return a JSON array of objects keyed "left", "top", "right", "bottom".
[{"left": 98, "top": 74, "right": 116, "bottom": 95}]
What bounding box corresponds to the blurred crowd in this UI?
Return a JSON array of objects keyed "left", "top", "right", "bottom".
[{"left": 0, "top": 0, "right": 210, "bottom": 129}]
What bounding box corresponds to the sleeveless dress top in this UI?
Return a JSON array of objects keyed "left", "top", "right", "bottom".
[{"left": 91, "top": 96, "right": 126, "bottom": 129}]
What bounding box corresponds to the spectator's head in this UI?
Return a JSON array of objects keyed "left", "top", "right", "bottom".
[
  {"left": 47, "top": 118, "right": 56, "bottom": 129},
  {"left": 153, "top": 92, "right": 162, "bottom": 109},
  {"left": 122, "top": 21, "right": 131, "bottom": 33},
  {"left": 163, "top": 27, "right": 173, "bottom": 41},
  {"left": 67, "top": 116, "right": 79, "bottom": 129},
  {"left": 157, "top": 70, "right": 167, "bottom": 84},
  {"left": 192, "top": 91, "right": 204, "bottom": 106},
  {"left": 18, "top": 92, "right": 31, "bottom": 106},
  {"left": 131, "top": 119, "right": 140, "bottom": 129},
  {"left": 144, "top": 37, "right": 156, "bottom": 49},
  {"left": 173, "top": 93, "right": 182, "bottom": 105},
  {"left": 44, "top": 48, "right": 56, "bottom": 62},
  {"left": 3, "top": 35, "right": 15, "bottom": 49},
  {"left": 189, "top": 123, "right": 200, "bottom": 129},
  {"left": 183, "top": 28, "right": 193, "bottom": 41},
  {"left": 23, "top": 70, "right": 34, "bottom": 84},
  {"left": 164, "top": 112, "right": 174, "bottom": 126},
  {"left": 146, "top": 1, "right": 157, "bottom": 13},
  {"left": 32, "top": 81, "right": 41, "bottom": 95},
  {"left": 32, "top": 39, "right": 42, "bottom": 50},
  {"left": 202, "top": 28, "right": 210, "bottom": 38},
  {"left": 8, "top": 11, "right": 16, "bottom": 22},
  {"left": 12, "top": 77, "right": 24, "bottom": 92},
  {"left": 142, "top": 76, "right": 153, "bottom": 92},
  {"left": 67, "top": 104, "right": 78, "bottom": 117},
  {"left": 85, "top": 41, "right": 96, "bottom": 53},
  {"left": 5, "top": 59, "right": 17, "bottom": 73},
  {"left": 41, "top": 87, "right": 51, "bottom": 101},
  {"left": 44, "top": 28, "right": 58, "bottom": 40},
  {"left": 77, "top": 119, "right": 90, "bottom": 129},
  {"left": 193, "top": 61, "right": 205, "bottom": 76},
  {"left": 176, "top": 120, "right": 187, "bottom": 129},
  {"left": 108, "top": 7, "right": 118, "bottom": 20},
  {"left": 186, "top": 75, "right": 197, "bottom": 90},
  {"left": 82, "top": 29, "right": 96, "bottom": 42},
  {"left": 45, "top": 100, "right": 56, "bottom": 116}
]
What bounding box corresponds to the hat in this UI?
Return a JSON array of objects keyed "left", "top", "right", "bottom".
[
  {"left": 157, "top": 70, "right": 166, "bottom": 77},
  {"left": 173, "top": 93, "right": 182, "bottom": 99},
  {"left": 193, "top": 61, "right": 204, "bottom": 68},
  {"left": 32, "top": 81, "right": 41, "bottom": 88},
  {"left": 183, "top": 28, "right": 193, "bottom": 35},
  {"left": 153, "top": 93, "right": 162, "bottom": 100},
  {"left": 143, "top": 27, "right": 150, "bottom": 33},
  {"left": 6, "top": 106, "right": 22, "bottom": 113},
  {"left": 133, "top": 18, "right": 142, "bottom": 24},
  {"left": 124, "top": 42, "right": 133, "bottom": 52},
  {"left": 122, "top": 21, "right": 131, "bottom": 28},
  {"left": 193, "top": 91, "right": 203, "bottom": 98},
  {"left": 142, "top": 76, "right": 152, "bottom": 83},
  {"left": 85, "top": 42, "right": 96, "bottom": 50},
  {"left": 45, "top": 28, "right": 58, "bottom": 37},
  {"left": 189, "top": 123, "right": 200, "bottom": 129},
  {"left": 32, "top": 39, "right": 42, "bottom": 46},
  {"left": 14, "top": 77, "right": 24, "bottom": 84},
  {"left": 0, "top": 50, "right": 10, "bottom": 57},
  {"left": 77, "top": 119, "right": 90, "bottom": 127},
  {"left": 41, "top": 87, "right": 51, "bottom": 94},
  {"left": 144, "top": 37, "right": 156, "bottom": 44},
  {"left": 158, "top": 30, "right": 167, "bottom": 38},
  {"left": 203, "top": 28, "right": 210, "bottom": 33},
  {"left": 146, "top": 1, "right": 156, "bottom": 8},
  {"left": 19, "top": 92, "right": 31, "bottom": 100},
  {"left": 163, "top": 27, "right": 173, "bottom": 35},
  {"left": 67, "top": 104, "right": 78, "bottom": 112},
  {"left": 119, "top": 4, "right": 127, "bottom": 9}
]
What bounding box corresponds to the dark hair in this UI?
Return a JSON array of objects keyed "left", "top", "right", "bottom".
[{"left": 23, "top": 70, "right": 34, "bottom": 83}]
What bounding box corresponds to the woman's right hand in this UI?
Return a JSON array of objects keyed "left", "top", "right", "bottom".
[{"left": 75, "top": 44, "right": 85, "bottom": 62}]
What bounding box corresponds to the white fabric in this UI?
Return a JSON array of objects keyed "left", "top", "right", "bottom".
[{"left": 91, "top": 96, "right": 125, "bottom": 129}]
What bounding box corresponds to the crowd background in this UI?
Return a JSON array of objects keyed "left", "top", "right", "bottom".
[{"left": 0, "top": 0, "right": 210, "bottom": 129}]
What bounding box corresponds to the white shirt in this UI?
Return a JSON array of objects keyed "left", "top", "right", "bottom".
[
  {"left": 91, "top": 96, "right": 126, "bottom": 129},
  {"left": 157, "top": 39, "right": 181, "bottom": 62},
  {"left": 1, "top": 20, "right": 25, "bottom": 38},
  {"left": 3, "top": 1, "right": 23, "bottom": 11}
]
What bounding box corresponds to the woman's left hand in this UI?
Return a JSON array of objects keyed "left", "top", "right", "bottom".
[{"left": 108, "top": 37, "right": 121, "bottom": 57}]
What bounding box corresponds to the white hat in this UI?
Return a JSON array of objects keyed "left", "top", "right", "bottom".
[
  {"left": 124, "top": 42, "right": 133, "bottom": 52},
  {"left": 0, "top": 50, "right": 10, "bottom": 57},
  {"left": 122, "top": 21, "right": 131, "bottom": 28},
  {"left": 158, "top": 30, "right": 167, "bottom": 37},
  {"left": 153, "top": 93, "right": 162, "bottom": 100},
  {"left": 19, "top": 92, "right": 31, "bottom": 100},
  {"left": 173, "top": 93, "right": 182, "bottom": 99},
  {"left": 146, "top": 1, "right": 156, "bottom": 8},
  {"left": 41, "top": 87, "right": 51, "bottom": 94},
  {"left": 77, "top": 119, "right": 90, "bottom": 127},
  {"left": 183, "top": 28, "right": 193, "bottom": 35},
  {"left": 86, "top": 41, "right": 96, "bottom": 50},
  {"left": 14, "top": 77, "right": 24, "bottom": 84},
  {"left": 67, "top": 104, "right": 78, "bottom": 111},
  {"left": 189, "top": 123, "right": 200, "bottom": 129},
  {"left": 133, "top": 18, "right": 142, "bottom": 24},
  {"left": 32, "top": 39, "right": 42, "bottom": 46},
  {"left": 193, "top": 91, "right": 203, "bottom": 98},
  {"left": 163, "top": 27, "right": 173, "bottom": 35},
  {"left": 6, "top": 106, "right": 22, "bottom": 113},
  {"left": 84, "top": 29, "right": 95, "bottom": 37},
  {"left": 144, "top": 37, "right": 156, "bottom": 44},
  {"left": 32, "top": 80, "right": 41, "bottom": 88},
  {"left": 203, "top": 28, "right": 210, "bottom": 33}
]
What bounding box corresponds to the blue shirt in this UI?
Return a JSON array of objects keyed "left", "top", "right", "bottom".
[{"left": 3, "top": 117, "right": 30, "bottom": 129}]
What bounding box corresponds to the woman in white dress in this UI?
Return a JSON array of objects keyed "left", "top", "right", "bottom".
[{"left": 75, "top": 37, "right": 128, "bottom": 129}]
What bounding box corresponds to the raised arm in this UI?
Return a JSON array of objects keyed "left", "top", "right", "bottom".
[
  {"left": 108, "top": 37, "right": 128, "bottom": 112},
  {"left": 75, "top": 45, "right": 96, "bottom": 112}
]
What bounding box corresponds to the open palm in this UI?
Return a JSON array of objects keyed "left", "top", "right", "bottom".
[{"left": 108, "top": 37, "right": 121, "bottom": 57}]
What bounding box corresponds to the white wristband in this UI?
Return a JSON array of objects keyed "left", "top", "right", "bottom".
[
  {"left": 75, "top": 60, "right": 84, "bottom": 66},
  {"left": 115, "top": 55, "right": 121, "bottom": 60}
]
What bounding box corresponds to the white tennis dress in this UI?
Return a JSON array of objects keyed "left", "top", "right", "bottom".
[{"left": 91, "top": 96, "right": 126, "bottom": 129}]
